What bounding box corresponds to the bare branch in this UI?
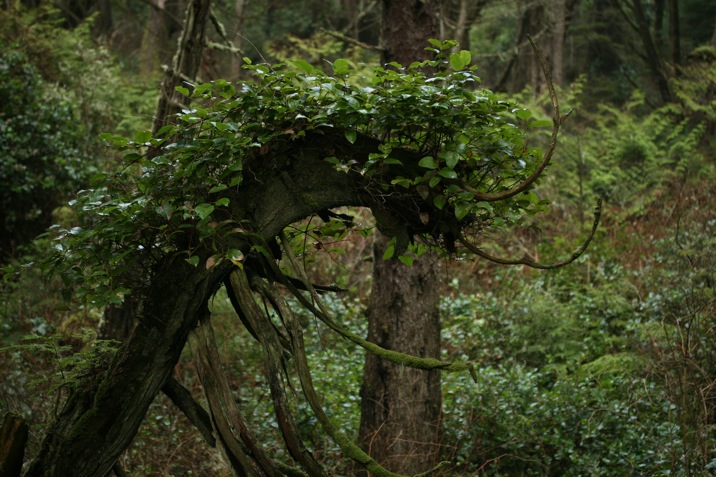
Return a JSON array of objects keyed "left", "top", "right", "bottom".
[
  {"left": 161, "top": 375, "right": 216, "bottom": 447},
  {"left": 275, "top": 232, "right": 477, "bottom": 378},
  {"left": 459, "top": 197, "right": 603, "bottom": 270},
  {"left": 461, "top": 35, "right": 569, "bottom": 202}
]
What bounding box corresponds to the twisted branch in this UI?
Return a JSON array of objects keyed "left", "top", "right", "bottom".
[
  {"left": 459, "top": 197, "right": 603, "bottom": 270},
  {"left": 274, "top": 232, "right": 477, "bottom": 379},
  {"left": 460, "top": 35, "right": 569, "bottom": 202}
]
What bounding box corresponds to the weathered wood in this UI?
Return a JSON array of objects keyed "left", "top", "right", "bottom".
[
  {"left": 189, "top": 318, "right": 275, "bottom": 476},
  {"left": 0, "top": 412, "right": 28, "bottom": 477}
]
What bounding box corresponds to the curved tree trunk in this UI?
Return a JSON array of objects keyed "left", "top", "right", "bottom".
[{"left": 24, "top": 128, "right": 435, "bottom": 476}]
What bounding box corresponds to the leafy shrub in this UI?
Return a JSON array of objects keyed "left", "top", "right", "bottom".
[{"left": 0, "top": 46, "right": 94, "bottom": 259}]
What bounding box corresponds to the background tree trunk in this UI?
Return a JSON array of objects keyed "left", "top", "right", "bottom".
[
  {"left": 0, "top": 413, "right": 28, "bottom": 477},
  {"left": 230, "top": 0, "right": 248, "bottom": 79},
  {"left": 357, "top": 1, "right": 443, "bottom": 475},
  {"left": 624, "top": 0, "right": 673, "bottom": 103},
  {"left": 139, "top": 0, "right": 170, "bottom": 79},
  {"left": 358, "top": 238, "right": 442, "bottom": 475}
]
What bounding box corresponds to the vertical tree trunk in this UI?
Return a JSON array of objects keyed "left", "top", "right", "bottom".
[
  {"left": 550, "top": 0, "right": 567, "bottom": 87},
  {"left": 668, "top": 0, "right": 680, "bottom": 66},
  {"left": 358, "top": 238, "right": 442, "bottom": 475},
  {"left": 357, "top": 1, "right": 443, "bottom": 475},
  {"left": 139, "top": 0, "right": 170, "bottom": 79},
  {"left": 627, "top": 0, "right": 672, "bottom": 103},
  {"left": 654, "top": 0, "right": 665, "bottom": 48},
  {"left": 230, "top": 0, "right": 248, "bottom": 79},
  {"left": 153, "top": 0, "right": 213, "bottom": 135},
  {"left": 503, "top": 0, "right": 546, "bottom": 94}
]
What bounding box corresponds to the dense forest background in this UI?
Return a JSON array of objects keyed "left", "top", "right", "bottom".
[{"left": 1, "top": 0, "right": 715, "bottom": 475}]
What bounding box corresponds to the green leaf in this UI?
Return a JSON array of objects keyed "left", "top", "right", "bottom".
[
  {"left": 439, "top": 168, "right": 458, "bottom": 179},
  {"left": 449, "top": 50, "right": 472, "bottom": 71},
  {"left": 195, "top": 203, "right": 214, "bottom": 219},
  {"left": 89, "top": 173, "right": 108, "bottom": 186},
  {"left": 433, "top": 195, "right": 447, "bottom": 209},
  {"left": 398, "top": 254, "right": 414, "bottom": 266},
  {"left": 528, "top": 119, "right": 552, "bottom": 128},
  {"left": 133, "top": 130, "right": 152, "bottom": 144},
  {"left": 418, "top": 156, "right": 438, "bottom": 169},
  {"left": 382, "top": 237, "right": 396, "bottom": 260},
  {"left": 515, "top": 108, "right": 532, "bottom": 120},
  {"left": 292, "top": 59, "right": 316, "bottom": 74},
  {"left": 185, "top": 256, "right": 200, "bottom": 267},
  {"left": 155, "top": 124, "right": 177, "bottom": 136},
  {"left": 175, "top": 86, "right": 190, "bottom": 97},
  {"left": 345, "top": 129, "right": 357, "bottom": 144},
  {"left": 333, "top": 58, "right": 350, "bottom": 76},
  {"left": 443, "top": 150, "right": 459, "bottom": 169},
  {"left": 391, "top": 177, "right": 413, "bottom": 188},
  {"left": 454, "top": 201, "right": 471, "bottom": 221},
  {"left": 209, "top": 184, "right": 228, "bottom": 193},
  {"left": 215, "top": 197, "right": 230, "bottom": 207}
]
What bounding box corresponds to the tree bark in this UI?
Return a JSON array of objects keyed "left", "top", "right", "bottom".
[
  {"left": 139, "top": 0, "right": 170, "bottom": 79},
  {"left": 668, "top": 0, "right": 680, "bottom": 66},
  {"left": 550, "top": 0, "right": 567, "bottom": 87},
  {"left": 0, "top": 413, "right": 28, "bottom": 477},
  {"left": 358, "top": 239, "right": 442, "bottom": 475},
  {"left": 357, "top": 1, "right": 443, "bottom": 475},
  {"left": 379, "top": 0, "right": 439, "bottom": 67},
  {"left": 152, "top": 0, "right": 213, "bottom": 136},
  {"left": 230, "top": 0, "right": 248, "bottom": 79},
  {"left": 626, "top": 0, "right": 672, "bottom": 103}
]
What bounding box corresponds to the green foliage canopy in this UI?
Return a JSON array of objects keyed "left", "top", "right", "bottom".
[{"left": 51, "top": 41, "right": 567, "bottom": 307}]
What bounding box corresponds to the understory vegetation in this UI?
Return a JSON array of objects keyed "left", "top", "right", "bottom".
[{"left": 1, "top": 1, "right": 715, "bottom": 476}]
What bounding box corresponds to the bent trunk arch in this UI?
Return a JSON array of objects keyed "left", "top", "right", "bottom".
[{"left": 25, "top": 131, "right": 440, "bottom": 477}]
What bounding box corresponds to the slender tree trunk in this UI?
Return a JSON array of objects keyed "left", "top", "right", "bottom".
[
  {"left": 551, "top": 0, "right": 567, "bottom": 86},
  {"left": 153, "top": 0, "right": 213, "bottom": 135},
  {"left": 230, "top": 0, "right": 248, "bottom": 79},
  {"left": 627, "top": 0, "right": 672, "bottom": 103},
  {"left": 139, "top": 0, "right": 170, "bottom": 79},
  {"left": 668, "top": 0, "right": 680, "bottom": 66},
  {"left": 357, "top": 1, "right": 443, "bottom": 475},
  {"left": 654, "top": 0, "right": 665, "bottom": 48}
]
